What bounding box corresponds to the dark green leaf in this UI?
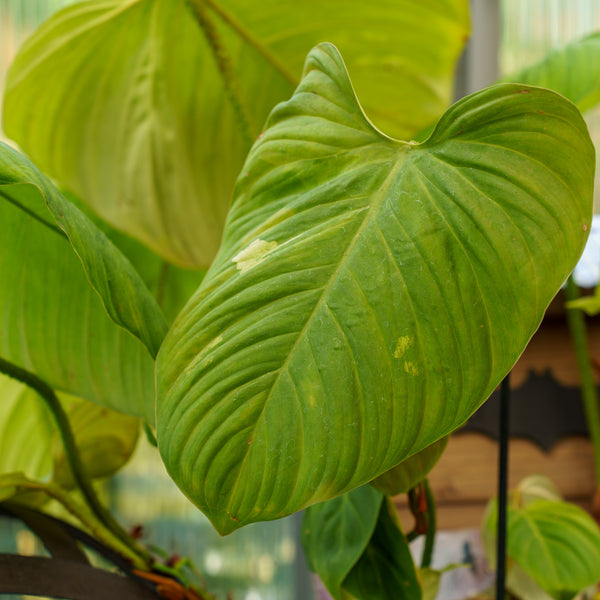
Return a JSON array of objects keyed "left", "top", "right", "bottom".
[
  {"left": 342, "top": 499, "right": 421, "bottom": 600},
  {"left": 302, "top": 485, "right": 383, "bottom": 599}
]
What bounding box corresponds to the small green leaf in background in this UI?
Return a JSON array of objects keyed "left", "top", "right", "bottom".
[
  {"left": 513, "top": 474, "right": 562, "bottom": 506},
  {"left": 302, "top": 485, "right": 383, "bottom": 599},
  {"left": 506, "top": 564, "right": 555, "bottom": 600},
  {"left": 157, "top": 42, "right": 594, "bottom": 533},
  {"left": 0, "top": 142, "right": 164, "bottom": 422},
  {"left": 371, "top": 437, "right": 448, "bottom": 496},
  {"left": 0, "top": 373, "right": 140, "bottom": 500},
  {"left": 0, "top": 374, "right": 54, "bottom": 482},
  {"left": 303, "top": 488, "right": 421, "bottom": 600},
  {"left": 482, "top": 475, "right": 600, "bottom": 600},
  {"left": 0, "top": 142, "right": 167, "bottom": 357},
  {"left": 565, "top": 284, "right": 600, "bottom": 316},
  {"left": 502, "top": 31, "right": 600, "bottom": 113},
  {"left": 507, "top": 500, "right": 600, "bottom": 599},
  {"left": 342, "top": 498, "right": 421, "bottom": 600},
  {"left": 420, "top": 565, "right": 468, "bottom": 600},
  {"left": 52, "top": 395, "right": 140, "bottom": 489},
  {"left": 3, "top": 0, "right": 469, "bottom": 267},
  {"left": 0, "top": 473, "right": 45, "bottom": 505}
]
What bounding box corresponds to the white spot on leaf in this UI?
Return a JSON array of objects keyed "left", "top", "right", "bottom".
[{"left": 233, "top": 239, "right": 278, "bottom": 273}]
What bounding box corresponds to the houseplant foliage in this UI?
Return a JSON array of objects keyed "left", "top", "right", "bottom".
[
  {"left": 2, "top": 0, "right": 469, "bottom": 268},
  {"left": 156, "top": 43, "right": 593, "bottom": 534},
  {"left": 0, "top": 0, "right": 599, "bottom": 598},
  {"left": 482, "top": 476, "right": 600, "bottom": 600}
]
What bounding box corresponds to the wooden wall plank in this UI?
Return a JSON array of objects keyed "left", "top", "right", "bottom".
[{"left": 394, "top": 432, "right": 596, "bottom": 530}]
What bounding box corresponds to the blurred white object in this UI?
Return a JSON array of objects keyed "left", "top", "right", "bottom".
[{"left": 573, "top": 214, "right": 600, "bottom": 288}]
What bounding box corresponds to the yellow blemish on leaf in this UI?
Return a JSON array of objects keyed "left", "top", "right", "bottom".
[
  {"left": 240, "top": 208, "right": 294, "bottom": 245},
  {"left": 184, "top": 335, "right": 222, "bottom": 375},
  {"left": 233, "top": 239, "right": 278, "bottom": 273},
  {"left": 206, "top": 335, "right": 223, "bottom": 350},
  {"left": 404, "top": 361, "right": 419, "bottom": 376},
  {"left": 394, "top": 336, "right": 413, "bottom": 358}
]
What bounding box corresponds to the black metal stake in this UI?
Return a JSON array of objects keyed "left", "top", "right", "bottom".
[{"left": 496, "top": 374, "right": 511, "bottom": 600}]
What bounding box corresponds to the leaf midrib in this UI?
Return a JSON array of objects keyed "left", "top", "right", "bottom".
[
  {"left": 225, "top": 143, "right": 408, "bottom": 514},
  {"left": 0, "top": 187, "right": 67, "bottom": 240},
  {"left": 201, "top": 0, "right": 299, "bottom": 88},
  {"left": 510, "top": 509, "right": 561, "bottom": 587}
]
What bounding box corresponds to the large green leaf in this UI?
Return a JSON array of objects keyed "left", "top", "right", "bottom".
[
  {"left": 3, "top": 0, "right": 469, "bottom": 267},
  {"left": 507, "top": 500, "right": 600, "bottom": 598},
  {"left": 0, "top": 143, "right": 161, "bottom": 421},
  {"left": 156, "top": 43, "right": 594, "bottom": 534},
  {"left": 502, "top": 32, "right": 600, "bottom": 113},
  {"left": 302, "top": 485, "right": 383, "bottom": 599},
  {"left": 58, "top": 189, "right": 207, "bottom": 326},
  {"left": 104, "top": 222, "right": 207, "bottom": 326}
]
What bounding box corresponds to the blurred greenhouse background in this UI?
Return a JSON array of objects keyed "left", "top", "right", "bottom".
[
  {"left": 1, "top": 1, "right": 600, "bottom": 599},
  {"left": 0, "top": 2, "right": 315, "bottom": 598}
]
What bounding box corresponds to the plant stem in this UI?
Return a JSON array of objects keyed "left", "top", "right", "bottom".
[
  {"left": 564, "top": 277, "right": 600, "bottom": 484},
  {"left": 185, "top": 0, "right": 254, "bottom": 146},
  {"left": 0, "top": 357, "right": 153, "bottom": 568},
  {"left": 196, "top": 0, "right": 298, "bottom": 88},
  {"left": 4, "top": 481, "right": 146, "bottom": 569},
  {"left": 496, "top": 375, "right": 511, "bottom": 600},
  {"left": 420, "top": 478, "right": 436, "bottom": 568}
]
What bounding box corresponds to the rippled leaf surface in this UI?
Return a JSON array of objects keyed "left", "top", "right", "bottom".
[
  {"left": 157, "top": 43, "right": 594, "bottom": 533},
  {"left": 3, "top": 0, "right": 468, "bottom": 267}
]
